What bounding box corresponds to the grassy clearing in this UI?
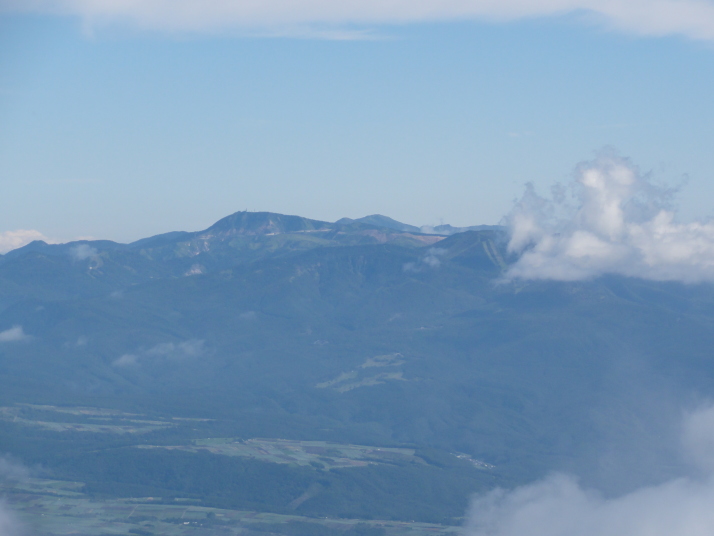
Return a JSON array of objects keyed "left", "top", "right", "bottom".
[
  {"left": 316, "top": 354, "right": 410, "bottom": 392},
  {"left": 139, "top": 438, "right": 418, "bottom": 470}
]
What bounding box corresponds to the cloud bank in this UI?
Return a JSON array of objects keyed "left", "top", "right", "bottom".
[
  {"left": 3, "top": 0, "right": 714, "bottom": 40},
  {"left": 0, "top": 230, "right": 50, "bottom": 255},
  {"left": 464, "top": 404, "right": 714, "bottom": 536},
  {"left": 504, "top": 151, "right": 714, "bottom": 283}
]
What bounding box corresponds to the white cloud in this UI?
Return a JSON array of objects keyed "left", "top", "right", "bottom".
[
  {"left": 504, "top": 151, "right": 714, "bottom": 283},
  {"left": 184, "top": 264, "right": 205, "bottom": 276},
  {"left": 3, "top": 0, "right": 714, "bottom": 40},
  {"left": 0, "top": 326, "right": 29, "bottom": 343},
  {"left": 69, "top": 244, "right": 98, "bottom": 261},
  {"left": 404, "top": 247, "right": 447, "bottom": 272},
  {"left": 416, "top": 247, "right": 448, "bottom": 269},
  {"left": 0, "top": 230, "right": 50, "bottom": 254},
  {"left": 112, "top": 353, "right": 138, "bottom": 367},
  {"left": 464, "top": 405, "right": 714, "bottom": 536}
]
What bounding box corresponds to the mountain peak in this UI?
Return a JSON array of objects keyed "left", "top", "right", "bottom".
[{"left": 203, "top": 211, "right": 332, "bottom": 237}]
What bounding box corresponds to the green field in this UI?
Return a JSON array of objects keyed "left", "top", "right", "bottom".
[
  {"left": 0, "top": 404, "right": 177, "bottom": 434},
  {"left": 3, "top": 478, "right": 462, "bottom": 536}
]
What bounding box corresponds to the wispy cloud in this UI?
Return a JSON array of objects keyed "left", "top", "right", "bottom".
[
  {"left": 112, "top": 353, "right": 138, "bottom": 367},
  {"left": 404, "top": 247, "right": 447, "bottom": 272},
  {"left": 145, "top": 339, "right": 205, "bottom": 358},
  {"left": 3, "top": 0, "right": 714, "bottom": 40},
  {"left": 0, "top": 230, "right": 51, "bottom": 254},
  {"left": 0, "top": 455, "right": 29, "bottom": 483},
  {"left": 184, "top": 264, "right": 205, "bottom": 276},
  {"left": 504, "top": 150, "right": 714, "bottom": 283},
  {"left": 464, "top": 404, "right": 714, "bottom": 536},
  {"left": 69, "top": 244, "right": 99, "bottom": 261},
  {"left": 112, "top": 339, "right": 206, "bottom": 367},
  {"left": 0, "top": 326, "right": 29, "bottom": 343}
]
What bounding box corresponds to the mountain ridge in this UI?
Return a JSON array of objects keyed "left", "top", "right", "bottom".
[{"left": 3, "top": 210, "right": 502, "bottom": 259}]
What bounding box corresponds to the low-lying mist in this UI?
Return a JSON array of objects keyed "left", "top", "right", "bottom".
[
  {"left": 464, "top": 399, "right": 714, "bottom": 534},
  {"left": 0, "top": 456, "right": 28, "bottom": 536}
]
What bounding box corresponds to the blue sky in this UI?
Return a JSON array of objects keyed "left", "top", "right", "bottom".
[{"left": 2, "top": 2, "right": 714, "bottom": 245}]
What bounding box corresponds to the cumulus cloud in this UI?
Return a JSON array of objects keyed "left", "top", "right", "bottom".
[
  {"left": 504, "top": 151, "right": 714, "bottom": 283},
  {"left": 112, "top": 339, "right": 205, "bottom": 367},
  {"left": 464, "top": 404, "right": 714, "bottom": 536},
  {"left": 0, "top": 326, "right": 29, "bottom": 343},
  {"left": 3, "top": 0, "right": 714, "bottom": 40},
  {"left": 0, "top": 230, "right": 50, "bottom": 254}
]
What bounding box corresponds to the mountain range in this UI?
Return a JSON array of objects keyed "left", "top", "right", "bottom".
[{"left": 1, "top": 210, "right": 713, "bottom": 527}]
